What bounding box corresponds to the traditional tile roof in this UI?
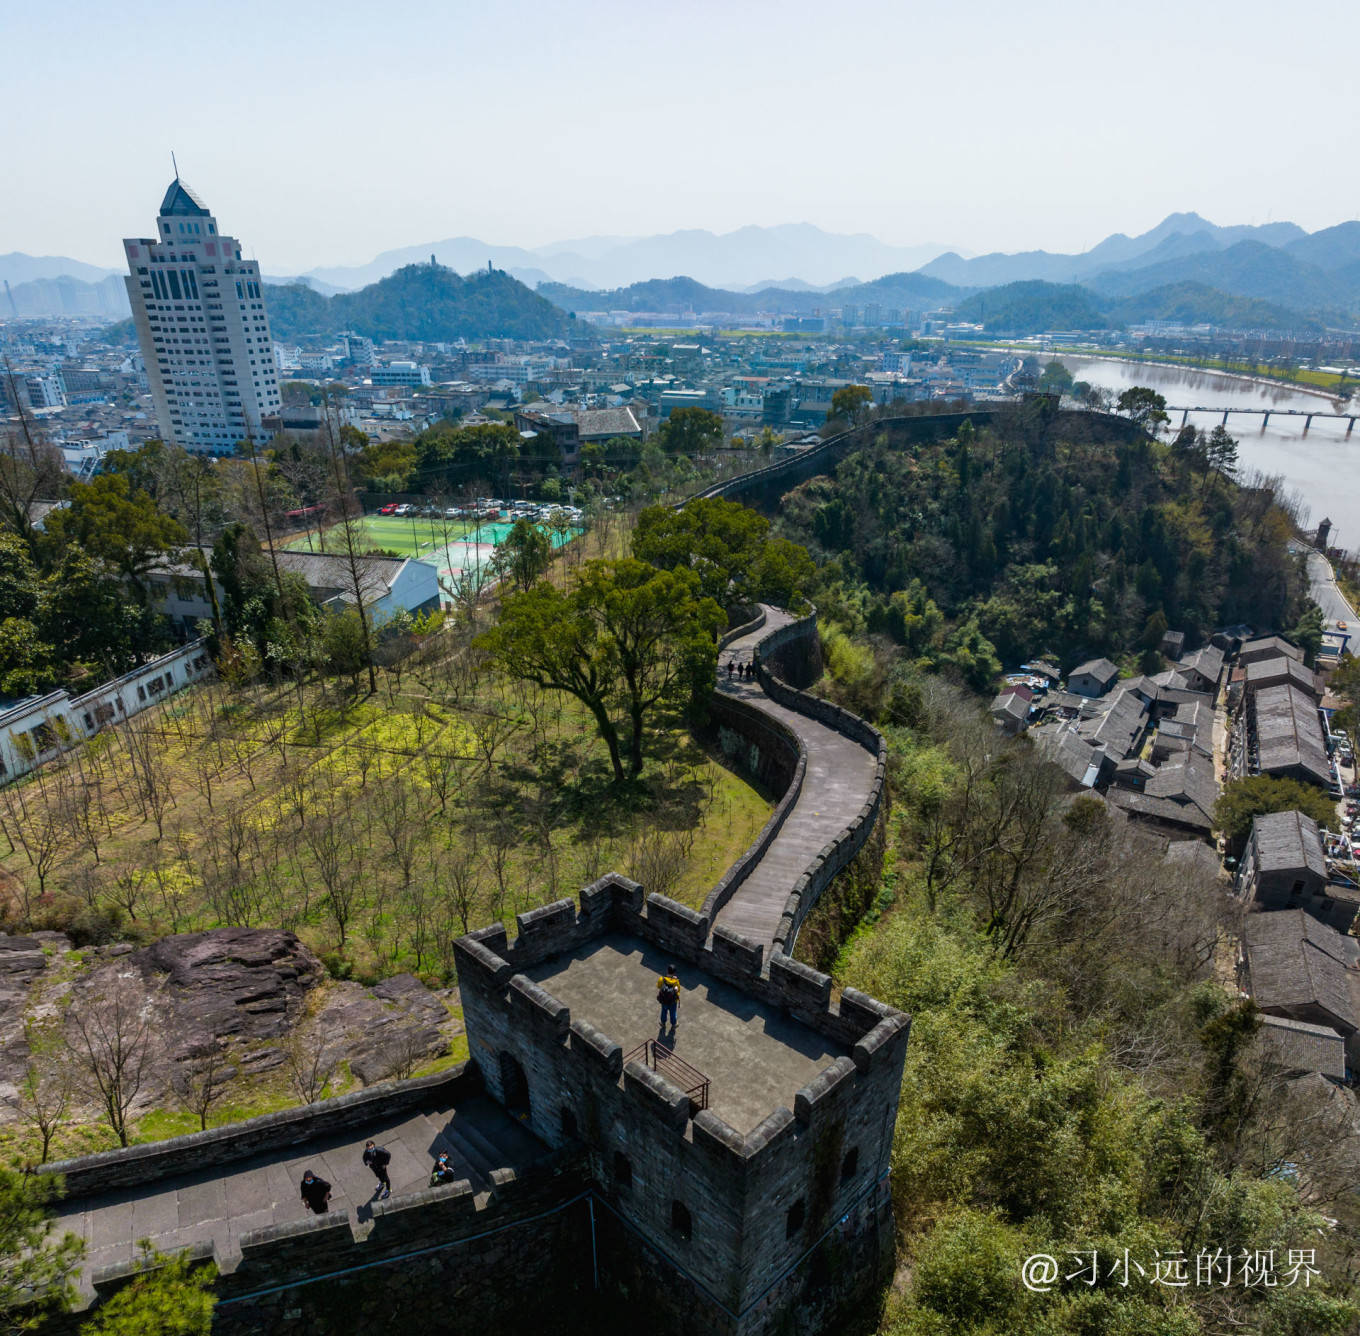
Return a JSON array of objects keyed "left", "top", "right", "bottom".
[
  {"left": 1240, "top": 636, "right": 1304, "bottom": 666},
  {"left": 1144, "top": 757, "right": 1218, "bottom": 823},
  {"left": 990, "top": 691, "right": 1030, "bottom": 722},
  {"left": 1252, "top": 683, "right": 1332, "bottom": 786},
  {"left": 1070, "top": 657, "right": 1118, "bottom": 684},
  {"left": 1257, "top": 1015, "right": 1346, "bottom": 1080},
  {"left": 1105, "top": 786, "right": 1213, "bottom": 832},
  {"left": 1243, "top": 909, "right": 1360, "bottom": 1032},
  {"left": 1075, "top": 688, "right": 1147, "bottom": 761},
  {"left": 1244, "top": 655, "right": 1320, "bottom": 699},
  {"left": 1249, "top": 810, "right": 1328, "bottom": 880},
  {"left": 1179, "top": 644, "right": 1225, "bottom": 686}
]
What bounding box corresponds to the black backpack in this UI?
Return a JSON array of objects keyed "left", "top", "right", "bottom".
[{"left": 658, "top": 980, "right": 678, "bottom": 1004}]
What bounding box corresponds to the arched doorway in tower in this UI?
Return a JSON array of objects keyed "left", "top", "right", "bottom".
[{"left": 499, "top": 1051, "right": 530, "bottom": 1120}]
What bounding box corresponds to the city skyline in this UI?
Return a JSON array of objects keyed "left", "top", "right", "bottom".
[{"left": 7, "top": 0, "right": 1360, "bottom": 274}]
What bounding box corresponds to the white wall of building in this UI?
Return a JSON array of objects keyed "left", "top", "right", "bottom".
[{"left": 0, "top": 641, "right": 216, "bottom": 785}]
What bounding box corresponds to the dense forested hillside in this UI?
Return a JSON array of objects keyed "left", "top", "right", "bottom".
[
  {"left": 955, "top": 282, "right": 1110, "bottom": 333},
  {"left": 778, "top": 403, "right": 1310, "bottom": 672},
  {"left": 264, "top": 264, "right": 574, "bottom": 342}
]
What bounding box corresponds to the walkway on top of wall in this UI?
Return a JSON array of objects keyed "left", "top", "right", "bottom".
[
  {"left": 713, "top": 608, "right": 880, "bottom": 952},
  {"left": 55, "top": 1089, "right": 547, "bottom": 1281}
]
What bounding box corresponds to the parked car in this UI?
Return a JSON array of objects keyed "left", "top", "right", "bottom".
[
  {"left": 394, "top": 503, "right": 412, "bottom": 516},
  {"left": 378, "top": 503, "right": 397, "bottom": 515}
]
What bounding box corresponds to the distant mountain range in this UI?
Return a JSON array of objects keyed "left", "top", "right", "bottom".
[
  {"left": 917, "top": 213, "right": 1309, "bottom": 286},
  {"left": 299, "top": 224, "right": 957, "bottom": 293},
  {"left": 10, "top": 212, "right": 1360, "bottom": 335}
]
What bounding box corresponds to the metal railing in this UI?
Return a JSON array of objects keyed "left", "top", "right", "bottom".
[{"left": 623, "top": 1040, "right": 710, "bottom": 1112}]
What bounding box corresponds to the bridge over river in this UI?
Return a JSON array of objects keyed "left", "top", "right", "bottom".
[{"left": 1169, "top": 405, "right": 1358, "bottom": 432}]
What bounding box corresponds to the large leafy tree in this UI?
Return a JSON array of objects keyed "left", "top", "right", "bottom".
[
  {"left": 632, "top": 497, "right": 813, "bottom": 610},
  {"left": 830, "top": 384, "right": 873, "bottom": 423},
  {"left": 1116, "top": 386, "right": 1169, "bottom": 435},
  {"left": 411, "top": 422, "right": 521, "bottom": 492},
  {"left": 654, "top": 407, "right": 724, "bottom": 457},
  {"left": 1214, "top": 775, "right": 1339, "bottom": 849},
  {"left": 40, "top": 474, "right": 187, "bottom": 605},
  {"left": 78, "top": 1243, "right": 215, "bottom": 1336},
  {"left": 491, "top": 518, "right": 552, "bottom": 593},
  {"left": 211, "top": 523, "right": 318, "bottom": 666},
  {"left": 476, "top": 559, "right": 724, "bottom": 781},
  {"left": 0, "top": 1167, "right": 83, "bottom": 1332}
]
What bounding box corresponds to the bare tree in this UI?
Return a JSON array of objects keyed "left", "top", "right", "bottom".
[
  {"left": 171, "top": 1040, "right": 238, "bottom": 1131},
  {"left": 6, "top": 1025, "right": 74, "bottom": 1164},
  {"left": 320, "top": 393, "right": 377, "bottom": 693},
  {"left": 280, "top": 1028, "right": 343, "bottom": 1105},
  {"left": 124, "top": 721, "right": 175, "bottom": 840},
  {"left": 374, "top": 774, "right": 421, "bottom": 887},
  {"left": 65, "top": 973, "right": 162, "bottom": 1147},
  {"left": 384, "top": 1028, "right": 430, "bottom": 1083},
  {"left": 299, "top": 786, "right": 364, "bottom": 946},
  {"left": 4, "top": 782, "right": 67, "bottom": 910},
  {"left": 446, "top": 841, "right": 484, "bottom": 935},
  {"left": 0, "top": 359, "right": 65, "bottom": 558}
]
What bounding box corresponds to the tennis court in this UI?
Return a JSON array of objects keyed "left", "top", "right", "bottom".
[{"left": 284, "top": 513, "right": 578, "bottom": 588}]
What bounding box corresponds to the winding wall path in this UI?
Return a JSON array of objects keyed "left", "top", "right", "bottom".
[{"left": 713, "top": 609, "right": 881, "bottom": 951}]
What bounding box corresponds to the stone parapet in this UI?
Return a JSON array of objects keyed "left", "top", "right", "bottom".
[{"left": 42, "top": 1064, "right": 480, "bottom": 1198}]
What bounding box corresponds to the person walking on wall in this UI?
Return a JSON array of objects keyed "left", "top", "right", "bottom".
[
  {"left": 362, "top": 1139, "right": 392, "bottom": 1200},
  {"left": 657, "top": 965, "right": 681, "bottom": 1034},
  {"left": 299, "top": 1169, "right": 332, "bottom": 1215}
]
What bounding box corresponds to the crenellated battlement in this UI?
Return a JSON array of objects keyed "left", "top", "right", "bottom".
[{"left": 450, "top": 867, "right": 910, "bottom": 1318}]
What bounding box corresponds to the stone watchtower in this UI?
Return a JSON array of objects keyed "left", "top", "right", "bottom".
[{"left": 452, "top": 873, "right": 910, "bottom": 1336}]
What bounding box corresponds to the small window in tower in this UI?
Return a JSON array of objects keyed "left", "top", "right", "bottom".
[
  {"left": 786, "top": 1199, "right": 805, "bottom": 1238},
  {"left": 613, "top": 1153, "right": 632, "bottom": 1189},
  {"left": 670, "top": 1200, "right": 692, "bottom": 1242},
  {"left": 841, "top": 1146, "right": 859, "bottom": 1183},
  {"left": 560, "top": 1108, "right": 578, "bottom": 1141}
]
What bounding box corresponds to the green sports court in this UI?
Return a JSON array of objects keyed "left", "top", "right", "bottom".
[{"left": 283, "top": 513, "right": 579, "bottom": 588}]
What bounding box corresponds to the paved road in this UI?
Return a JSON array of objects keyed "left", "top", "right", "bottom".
[
  {"left": 713, "top": 608, "right": 880, "bottom": 952},
  {"left": 1306, "top": 549, "right": 1357, "bottom": 633}
]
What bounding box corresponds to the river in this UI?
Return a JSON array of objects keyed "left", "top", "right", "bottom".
[{"left": 1058, "top": 356, "right": 1360, "bottom": 546}]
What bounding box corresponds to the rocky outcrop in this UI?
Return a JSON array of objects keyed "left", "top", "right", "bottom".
[
  {"left": 130, "top": 928, "right": 325, "bottom": 1058},
  {"left": 312, "top": 973, "right": 454, "bottom": 1086},
  {"left": 0, "top": 927, "right": 461, "bottom": 1123},
  {"left": 0, "top": 931, "right": 72, "bottom": 1097}
]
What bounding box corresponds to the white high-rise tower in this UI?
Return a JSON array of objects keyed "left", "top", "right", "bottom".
[{"left": 123, "top": 179, "right": 282, "bottom": 453}]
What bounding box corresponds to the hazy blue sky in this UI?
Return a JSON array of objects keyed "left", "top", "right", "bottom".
[{"left": 8, "top": 0, "right": 1359, "bottom": 273}]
